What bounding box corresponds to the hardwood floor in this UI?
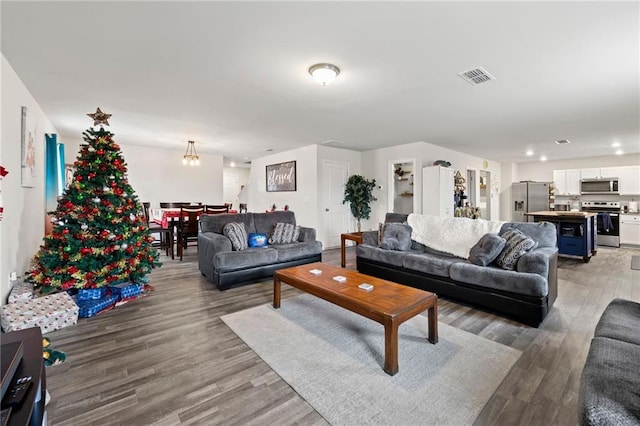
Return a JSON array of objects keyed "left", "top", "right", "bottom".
[{"left": 44, "top": 245, "right": 640, "bottom": 425}]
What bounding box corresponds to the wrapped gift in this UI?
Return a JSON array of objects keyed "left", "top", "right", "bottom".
[
  {"left": 75, "top": 294, "right": 119, "bottom": 318},
  {"left": 77, "top": 287, "right": 107, "bottom": 301},
  {"left": 1, "top": 292, "right": 79, "bottom": 334},
  {"left": 7, "top": 280, "right": 34, "bottom": 304},
  {"left": 109, "top": 282, "right": 142, "bottom": 300}
]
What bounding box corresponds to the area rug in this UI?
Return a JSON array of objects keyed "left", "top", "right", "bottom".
[
  {"left": 632, "top": 255, "right": 640, "bottom": 270},
  {"left": 221, "top": 294, "right": 522, "bottom": 425}
]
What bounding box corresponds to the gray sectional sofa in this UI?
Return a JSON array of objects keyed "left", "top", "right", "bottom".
[
  {"left": 580, "top": 298, "right": 640, "bottom": 425},
  {"left": 356, "top": 213, "right": 558, "bottom": 327},
  {"left": 198, "top": 211, "right": 322, "bottom": 290}
]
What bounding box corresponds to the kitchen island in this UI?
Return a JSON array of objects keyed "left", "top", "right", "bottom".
[{"left": 525, "top": 211, "right": 597, "bottom": 262}]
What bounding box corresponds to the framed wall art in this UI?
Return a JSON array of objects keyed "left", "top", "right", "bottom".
[
  {"left": 266, "top": 161, "right": 296, "bottom": 192},
  {"left": 21, "top": 106, "right": 37, "bottom": 187}
]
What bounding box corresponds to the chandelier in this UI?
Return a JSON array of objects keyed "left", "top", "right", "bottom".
[{"left": 182, "top": 140, "right": 200, "bottom": 166}]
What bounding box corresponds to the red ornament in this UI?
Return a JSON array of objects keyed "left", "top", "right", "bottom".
[
  {"left": 97, "top": 149, "right": 105, "bottom": 155},
  {"left": 62, "top": 228, "right": 70, "bottom": 234},
  {"left": 80, "top": 247, "right": 92, "bottom": 255},
  {"left": 76, "top": 175, "right": 83, "bottom": 181},
  {"left": 115, "top": 208, "right": 123, "bottom": 214},
  {"left": 111, "top": 181, "right": 117, "bottom": 188}
]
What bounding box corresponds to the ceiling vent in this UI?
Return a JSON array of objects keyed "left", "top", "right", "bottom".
[
  {"left": 321, "top": 139, "right": 345, "bottom": 146},
  {"left": 555, "top": 139, "right": 571, "bottom": 145},
  {"left": 458, "top": 67, "right": 495, "bottom": 85}
]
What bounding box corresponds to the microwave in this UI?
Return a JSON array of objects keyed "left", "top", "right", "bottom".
[{"left": 580, "top": 178, "right": 619, "bottom": 195}]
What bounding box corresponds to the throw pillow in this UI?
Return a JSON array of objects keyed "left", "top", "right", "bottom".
[
  {"left": 495, "top": 229, "right": 538, "bottom": 270},
  {"left": 269, "top": 222, "right": 300, "bottom": 244},
  {"left": 468, "top": 233, "right": 507, "bottom": 267},
  {"left": 248, "top": 233, "right": 268, "bottom": 248},
  {"left": 380, "top": 223, "right": 413, "bottom": 251},
  {"left": 223, "top": 222, "right": 248, "bottom": 251},
  {"left": 377, "top": 222, "right": 384, "bottom": 247}
]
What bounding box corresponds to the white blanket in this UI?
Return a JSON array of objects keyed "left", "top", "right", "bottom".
[{"left": 407, "top": 214, "right": 506, "bottom": 259}]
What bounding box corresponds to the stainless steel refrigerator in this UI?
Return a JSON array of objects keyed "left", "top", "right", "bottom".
[{"left": 512, "top": 182, "right": 551, "bottom": 222}]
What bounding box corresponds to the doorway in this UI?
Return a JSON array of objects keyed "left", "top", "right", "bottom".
[
  {"left": 388, "top": 159, "right": 416, "bottom": 215},
  {"left": 466, "top": 168, "right": 478, "bottom": 208},
  {"left": 479, "top": 170, "right": 491, "bottom": 219}
]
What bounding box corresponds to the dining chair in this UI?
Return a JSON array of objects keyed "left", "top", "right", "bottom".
[
  {"left": 142, "top": 202, "right": 174, "bottom": 259},
  {"left": 204, "top": 204, "right": 229, "bottom": 214},
  {"left": 177, "top": 205, "right": 204, "bottom": 260}
]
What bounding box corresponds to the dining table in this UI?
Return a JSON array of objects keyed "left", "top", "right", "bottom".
[{"left": 149, "top": 207, "right": 239, "bottom": 228}]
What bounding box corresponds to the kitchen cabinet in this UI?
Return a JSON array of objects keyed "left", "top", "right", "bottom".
[
  {"left": 580, "top": 167, "right": 619, "bottom": 179},
  {"left": 618, "top": 166, "right": 640, "bottom": 195},
  {"left": 423, "top": 166, "right": 454, "bottom": 217},
  {"left": 580, "top": 168, "right": 601, "bottom": 179},
  {"left": 553, "top": 169, "right": 581, "bottom": 196},
  {"left": 621, "top": 214, "right": 640, "bottom": 245}
]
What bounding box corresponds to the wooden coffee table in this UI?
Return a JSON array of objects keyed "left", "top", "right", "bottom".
[{"left": 273, "top": 262, "right": 438, "bottom": 375}]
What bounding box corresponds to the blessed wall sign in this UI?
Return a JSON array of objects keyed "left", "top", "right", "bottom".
[{"left": 266, "top": 161, "right": 296, "bottom": 192}]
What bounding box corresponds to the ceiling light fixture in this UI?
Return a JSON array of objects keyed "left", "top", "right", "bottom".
[
  {"left": 182, "top": 140, "right": 200, "bottom": 166},
  {"left": 615, "top": 149, "right": 624, "bottom": 155},
  {"left": 540, "top": 155, "right": 547, "bottom": 162},
  {"left": 526, "top": 150, "right": 534, "bottom": 156},
  {"left": 612, "top": 142, "right": 621, "bottom": 148},
  {"left": 309, "top": 63, "right": 340, "bottom": 85}
]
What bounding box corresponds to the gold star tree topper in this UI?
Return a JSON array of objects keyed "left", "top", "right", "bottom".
[{"left": 87, "top": 107, "right": 112, "bottom": 126}]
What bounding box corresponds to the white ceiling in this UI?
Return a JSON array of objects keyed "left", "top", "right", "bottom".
[{"left": 2, "top": 1, "right": 639, "bottom": 166}]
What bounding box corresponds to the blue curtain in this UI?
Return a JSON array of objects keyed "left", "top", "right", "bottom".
[{"left": 45, "top": 134, "right": 65, "bottom": 212}]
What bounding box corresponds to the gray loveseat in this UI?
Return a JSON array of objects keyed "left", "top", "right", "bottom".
[
  {"left": 579, "top": 298, "right": 640, "bottom": 425},
  {"left": 356, "top": 213, "right": 558, "bottom": 327},
  {"left": 198, "top": 211, "right": 322, "bottom": 290}
]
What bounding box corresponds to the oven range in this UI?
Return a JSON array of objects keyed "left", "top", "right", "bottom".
[{"left": 581, "top": 201, "right": 621, "bottom": 247}]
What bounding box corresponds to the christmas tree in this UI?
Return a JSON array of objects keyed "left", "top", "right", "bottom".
[{"left": 27, "top": 108, "right": 161, "bottom": 292}]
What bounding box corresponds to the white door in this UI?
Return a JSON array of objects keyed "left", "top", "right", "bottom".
[
  {"left": 223, "top": 175, "right": 239, "bottom": 207},
  {"left": 322, "top": 161, "right": 350, "bottom": 249}
]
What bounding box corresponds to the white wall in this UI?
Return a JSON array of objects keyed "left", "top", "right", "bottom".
[
  {"left": 64, "top": 138, "right": 225, "bottom": 207},
  {"left": 248, "top": 145, "right": 319, "bottom": 231},
  {"left": 515, "top": 154, "right": 640, "bottom": 182},
  {"left": 1, "top": 55, "right": 58, "bottom": 304},
  {"left": 361, "top": 141, "right": 502, "bottom": 229}
]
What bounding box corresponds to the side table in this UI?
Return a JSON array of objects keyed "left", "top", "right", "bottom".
[
  {"left": 1, "top": 327, "right": 46, "bottom": 426},
  {"left": 340, "top": 232, "right": 363, "bottom": 267}
]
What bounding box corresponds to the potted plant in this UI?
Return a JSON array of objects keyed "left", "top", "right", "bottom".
[{"left": 342, "top": 175, "right": 377, "bottom": 232}]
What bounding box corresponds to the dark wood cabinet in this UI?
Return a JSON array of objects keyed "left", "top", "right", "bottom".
[{"left": 1, "top": 327, "right": 46, "bottom": 426}]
